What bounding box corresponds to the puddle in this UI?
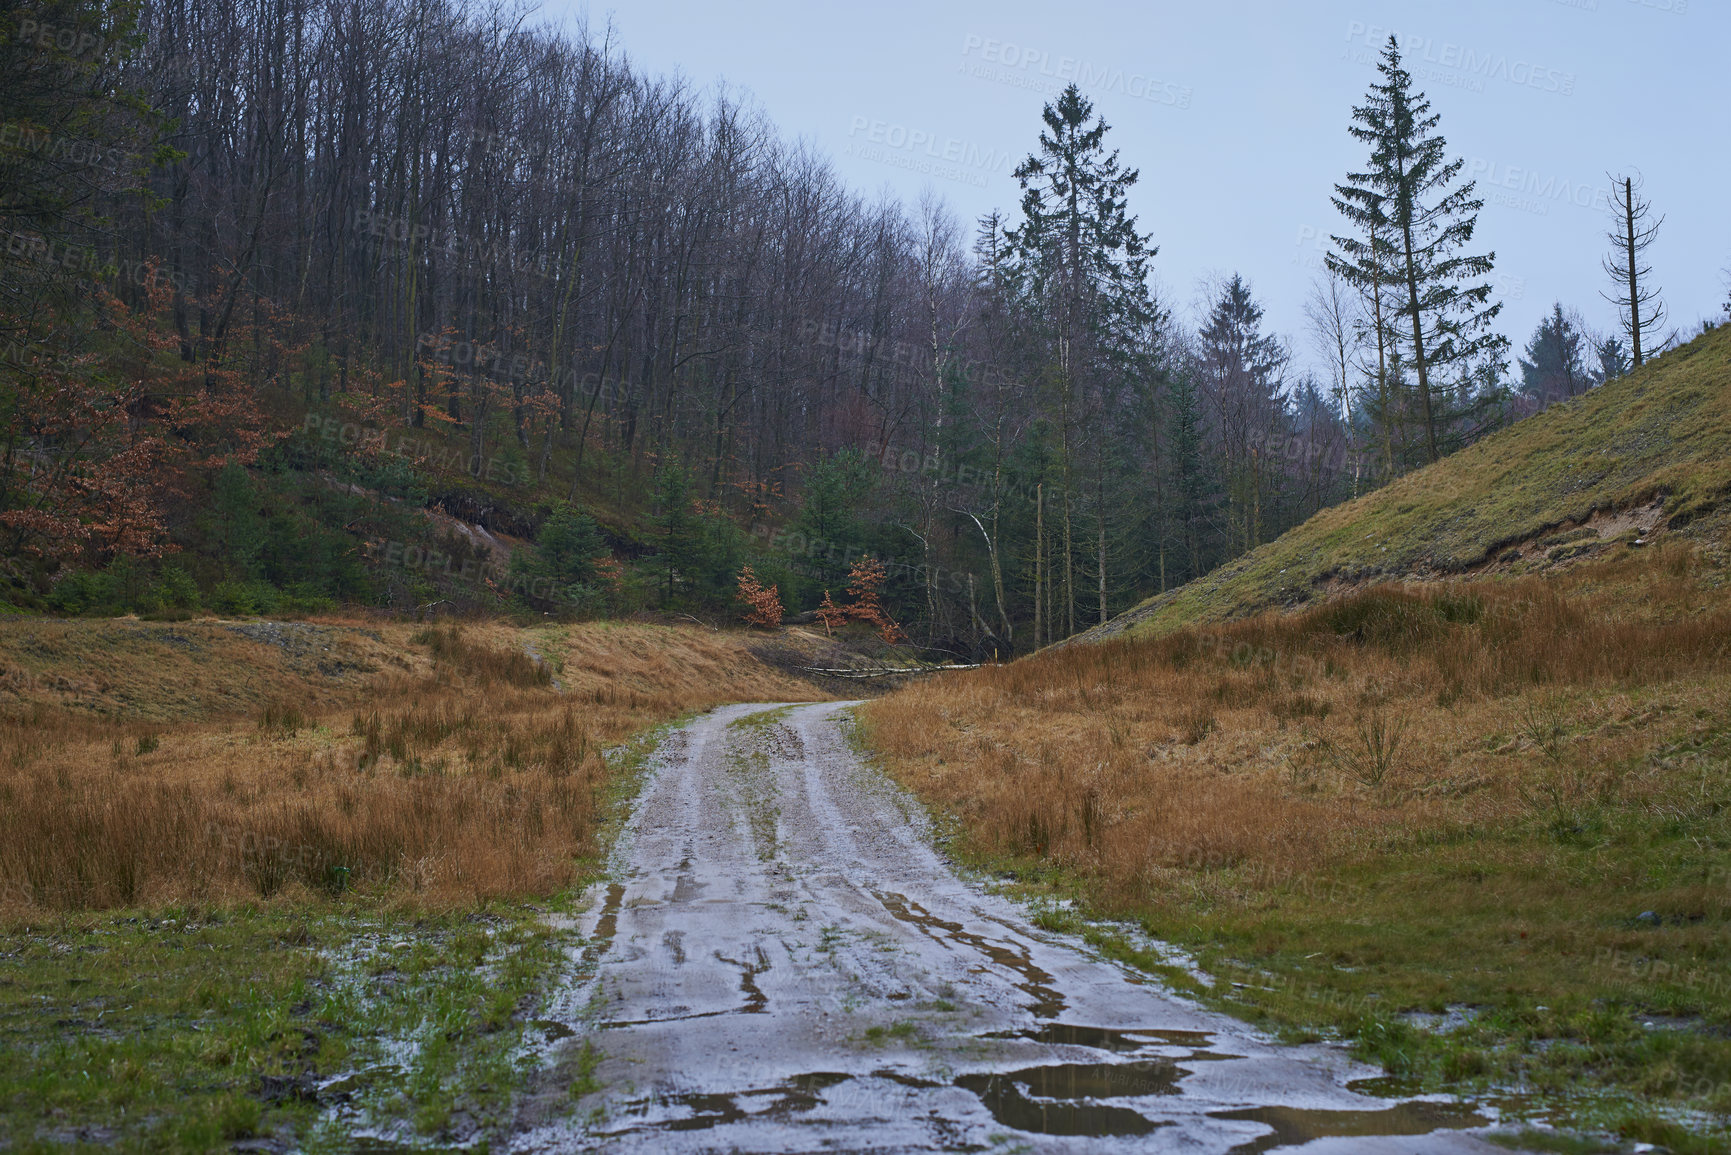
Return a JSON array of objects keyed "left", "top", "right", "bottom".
[
  {"left": 955, "top": 1062, "right": 1176, "bottom": 1137},
  {"left": 349, "top": 1138, "right": 471, "bottom": 1154},
  {"left": 715, "top": 944, "right": 771, "bottom": 1013},
  {"left": 991, "top": 1022, "right": 1242, "bottom": 1061},
  {"left": 584, "top": 882, "right": 625, "bottom": 966},
  {"left": 874, "top": 890, "right": 1066, "bottom": 1018},
  {"left": 531, "top": 1019, "right": 576, "bottom": 1042},
  {"left": 318, "top": 1063, "right": 403, "bottom": 1099},
  {"left": 601, "top": 1072, "right": 852, "bottom": 1136},
  {"left": 1212, "top": 1100, "right": 1487, "bottom": 1154}
]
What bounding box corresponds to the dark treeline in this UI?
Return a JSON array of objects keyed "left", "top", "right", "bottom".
[{"left": 2, "top": 0, "right": 1710, "bottom": 651}]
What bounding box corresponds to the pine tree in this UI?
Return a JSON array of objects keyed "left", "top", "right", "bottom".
[
  {"left": 1328, "top": 36, "right": 1506, "bottom": 464},
  {"left": 1518, "top": 304, "right": 1589, "bottom": 405},
  {"left": 1195, "top": 275, "right": 1288, "bottom": 555},
  {"left": 654, "top": 454, "right": 696, "bottom": 601},
  {"left": 535, "top": 505, "right": 605, "bottom": 587},
  {"left": 1164, "top": 368, "right": 1209, "bottom": 584},
  {"left": 1005, "top": 83, "right": 1156, "bottom": 634},
  {"left": 1595, "top": 337, "right": 1631, "bottom": 385}
]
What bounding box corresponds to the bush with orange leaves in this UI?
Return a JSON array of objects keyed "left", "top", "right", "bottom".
[
  {"left": 844, "top": 558, "right": 904, "bottom": 645},
  {"left": 735, "top": 566, "right": 785, "bottom": 628},
  {"left": 815, "top": 589, "right": 848, "bottom": 636}
]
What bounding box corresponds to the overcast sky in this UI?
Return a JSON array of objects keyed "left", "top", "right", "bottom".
[{"left": 540, "top": 0, "right": 1728, "bottom": 379}]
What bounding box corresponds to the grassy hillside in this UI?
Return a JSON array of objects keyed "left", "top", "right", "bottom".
[{"left": 1087, "top": 324, "right": 1731, "bottom": 642}]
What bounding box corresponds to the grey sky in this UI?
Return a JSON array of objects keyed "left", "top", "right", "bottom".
[{"left": 545, "top": 0, "right": 1727, "bottom": 378}]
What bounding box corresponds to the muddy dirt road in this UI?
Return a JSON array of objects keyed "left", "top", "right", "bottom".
[{"left": 517, "top": 702, "right": 1517, "bottom": 1153}]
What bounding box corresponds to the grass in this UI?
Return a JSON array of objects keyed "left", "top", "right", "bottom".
[
  {"left": 0, "top": 902, "right": 575, "bottom": 1152},
  {"left": 0, "top": 615, "right": 826, "bottom": 1147},
  {"left": 0, "top": 619, "right": 823, "bottom": 910},
  {"left": 1089, "top": 323, "right": 1731, "bottom": 641},
  {"left": 858, "top": 541, "right": 1731, "bottom": 1151}
]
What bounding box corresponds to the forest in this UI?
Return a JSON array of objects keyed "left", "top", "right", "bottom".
[{"left": 1, "top": 0, "right": 1709, "bottom": 654}]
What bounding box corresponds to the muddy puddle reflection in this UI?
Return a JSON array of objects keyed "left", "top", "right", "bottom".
[
  {"left": 954, "top": 1058, "right": 1180, "bottom": 1137},
  {"left": 1213, "top": 1099, "right": 1487, "bottom": 1153},
  {"left": 600, "top": 1072, "right": 853, "bottom": 1137}
]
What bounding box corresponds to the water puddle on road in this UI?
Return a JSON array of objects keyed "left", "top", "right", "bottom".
[
  {"left": 989, "top": 1022, "right": 1244, "bottom": 1062},
  {"left": 1212, "top": 1099, "right": 1487, "bottom": 1154},
  {"left": 874, "top": 890, "right": 1067, "bottom": 1018},
  {"left": 599, "top": 1072, "right": 853, "bottom": 1137},
  {"left": 715, "top": 944, "right": 771, "bottom": 1013},
  {"left": 583, "top": 882, "right": 625, "bottom": 966},
  {"left": 531, "top": 1018, "right": 576, "bottom": 1042},
  {"left": 954, "top": 1060, "right": 1180, "bottom": 1137}
]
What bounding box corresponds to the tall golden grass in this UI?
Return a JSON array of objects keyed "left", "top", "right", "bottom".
[
  {"left": 860, "top": 541, "right": 1731, "bottom": 912},
  {"left": 0, "top": 620, "right": 824, "bottom": 911}
]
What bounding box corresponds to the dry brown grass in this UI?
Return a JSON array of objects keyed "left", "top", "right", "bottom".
[
  {"left": 860, "top": 540, "right": 1731, "bottom": 911},
  {"left": 0, "top": 618, "right": 824, "bottom": 912}
]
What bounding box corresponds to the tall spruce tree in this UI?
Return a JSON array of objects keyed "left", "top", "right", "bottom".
[
  {"left": 1005, "top": 83, "right": 1156, "bottom": 633},
  {"left": 1328, "top": 36, "right": 1506, "bottom": 465},
  {"left": 1194, "top": 275, "right": 1287, "bottom": 555}
]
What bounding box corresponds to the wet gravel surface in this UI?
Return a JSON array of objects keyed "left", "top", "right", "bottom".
[{"left": 517, "top": 702, "right": 1515, "bottom": 1154}]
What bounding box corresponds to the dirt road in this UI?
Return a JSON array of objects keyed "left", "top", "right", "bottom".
[{"left": 516, "top": 702, "right": 1518, "bottom": 1153}]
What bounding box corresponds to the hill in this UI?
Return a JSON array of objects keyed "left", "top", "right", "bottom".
[{"left": 1081, "top": 324, "right": 1731, "bottom": 642}]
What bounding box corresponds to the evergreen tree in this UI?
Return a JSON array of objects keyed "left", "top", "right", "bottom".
[
  {"left": 1595, "top": 336, "right": 1631, "bottom": 385},
  {"left": 1005, "top": 83, "right": 1157, "bottom": 633},
  {"left": 791, "top": 450, "right": 876, "bottom": 599},
  {"left": 1163, "top": 368, "right": 1211, "bottom": 585},
  {"left": 654, "top": 454, "right": 697, "bottom": 601},
  {"left": 1194, "top": 275, "right": 1288, "bottom": 555},
  {"left": 1328, "top": 36, "right": 1507, "bottom": 464},
  {"left": 213, "top": 462, "right": 265, "bottom": 578},
  {"left": 1518, "top": 304, "right": 1590, "bottom": 404},
  {"left": 535, "top": 505, "right": 605, "bottom": 587}
]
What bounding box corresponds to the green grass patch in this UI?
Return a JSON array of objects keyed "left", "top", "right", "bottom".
[{"left": 0, "top": 903, "right": 578, "bottom": 1151}]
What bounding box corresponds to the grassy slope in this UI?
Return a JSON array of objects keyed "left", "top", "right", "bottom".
[{"left": 1090, "top": 324, "right": 1731, "bottom": 641}]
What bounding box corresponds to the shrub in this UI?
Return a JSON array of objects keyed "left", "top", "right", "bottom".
[{"left": 736, "top": 567, "right": 784, "bottom": 628}]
